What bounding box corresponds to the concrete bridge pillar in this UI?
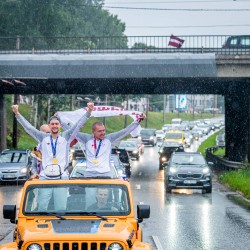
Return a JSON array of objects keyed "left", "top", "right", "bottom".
[{"left": 225, "top": 90, "right": 250, "bottom": 162}]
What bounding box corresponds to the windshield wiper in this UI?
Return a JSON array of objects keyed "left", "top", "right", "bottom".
[
  {"left": 26, "top": 212, "right": 66, "bottom": 220},
  {"left": 76, "top": 171, "right": 84, "bottom": 176},
  {"left": 66, "top": 211, "right": 107, "bottom": 221}
]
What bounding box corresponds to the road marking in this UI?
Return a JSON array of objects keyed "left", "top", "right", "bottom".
[
  {"left": 152, "top": 235, "right": 163, "bottom": 250},
  {"left": 135, "top": 184, "right": 141, "bottom": 189},
  {"left": 138, "top": 172, "right": 142, "bottom": 176}
]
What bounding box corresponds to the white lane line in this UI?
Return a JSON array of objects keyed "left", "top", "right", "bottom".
[
  {"left": 152, "top": 235, "right": 163, "bottom": 250},
  {"left": 135, "top": 184, "right": 141, "bottom": 189}
]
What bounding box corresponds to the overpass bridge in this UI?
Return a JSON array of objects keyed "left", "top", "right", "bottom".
[{"left": 0, "top": 35, "right": 249, "bottom": 162}]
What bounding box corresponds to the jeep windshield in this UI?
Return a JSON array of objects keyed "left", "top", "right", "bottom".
[{"left": 23, "top": 184, "right": 130, "bottom": 216}]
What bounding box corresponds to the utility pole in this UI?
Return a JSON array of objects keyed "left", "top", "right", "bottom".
[
  {"left": 12, "top": 94, "right": 18, "bottom": 148},
  {"left": 145, "top": 96, "right": 149, "bottom": 128},
  {"left": 163, "top": 95, "right": 166, "bottom": 124},
  {"left": 103, "top": 94, "right": 108, "bottom": 126},
  {"left": 124, "top": 95, "right": 129, "bottom": 128}
]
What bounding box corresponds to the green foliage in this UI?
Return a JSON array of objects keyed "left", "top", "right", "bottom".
[
  {"left": 197, "top": 130, "right": 221, "bottom": 156},
  {"left": 219, "top": 169, "right": 250, "bottom": 199},
  {"left": 0, "top": 0, "right": 126, "bottom": 50}
]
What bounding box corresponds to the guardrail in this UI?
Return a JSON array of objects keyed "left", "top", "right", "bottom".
[
  {"left": 0, "top": 35, "right": 250, "bottom": 55},
  {"left": 206, "top": 147, "right": 244, "bottom": 171}
]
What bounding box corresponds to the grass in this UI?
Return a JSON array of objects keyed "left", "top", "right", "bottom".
[
  {"left": 197, "top": 130, "right": 250, "bottom": 209},
  {"left": 218, "top": 169, "right": 250, "bottom": 199}
]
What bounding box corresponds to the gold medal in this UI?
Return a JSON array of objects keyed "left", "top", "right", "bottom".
[
  {"left": 52, "top": 158, "right": 59, "bottom": 165},
  {"left": 93, "top": 158, "right": 99, "bottom": 164}
]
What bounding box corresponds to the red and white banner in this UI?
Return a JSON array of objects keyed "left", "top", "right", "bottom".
[
  {"left": 168, "top": 35, "right": 184, "bottom": 48},
  {"left": 57, "top": 106, "right": 143, "bottom": 137}
]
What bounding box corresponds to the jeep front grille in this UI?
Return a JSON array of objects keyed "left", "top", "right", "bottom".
[
  {"left": 177, "top": 174, "right": 202, "bottom": 179},
  {"left": 43, "top": 242, "right": 107, "bottom": 250}
]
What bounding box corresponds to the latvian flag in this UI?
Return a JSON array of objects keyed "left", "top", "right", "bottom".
[{"left": 168, "top": 35, "right": 184, "bottom": 48}]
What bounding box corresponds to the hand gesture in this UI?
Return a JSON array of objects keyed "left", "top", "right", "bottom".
[
  {"left": 137, "top": 113, "right": 146, "bottom": 123},
  {"left": 12, "top": 105, "right": 20, "bottom": 115},
  {"left": 87, "top": 102, "right": 94, "bottom": 113}
]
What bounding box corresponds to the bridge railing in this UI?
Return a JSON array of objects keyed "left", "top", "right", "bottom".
[
  {"left": 0, "top": 35, "right": 250, "bottom": 54},
  {"left": 206, "top": 147, "right": 244, "bottom": 171}
]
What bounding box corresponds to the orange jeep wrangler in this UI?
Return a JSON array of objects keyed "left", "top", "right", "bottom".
[{"left": 1, "top": 178, "right": 152, "bottom": 250}]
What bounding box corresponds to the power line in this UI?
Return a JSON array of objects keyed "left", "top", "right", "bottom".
[
  {"left": 128, "top": 24, "right": 250, "bottom": 28},
  {"left": 103, "top": 6, "right": 250, "bottom": 11}
]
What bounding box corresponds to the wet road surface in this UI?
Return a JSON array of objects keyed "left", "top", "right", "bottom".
[{"left": 0, "top": 140, "right": 249, "bottom": 249}]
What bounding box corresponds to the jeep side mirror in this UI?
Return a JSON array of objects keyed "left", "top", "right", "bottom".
[
  {"left": 3, "top": 205, "right": 16, "bottom": 224},
  {"left": 137, "top": 204, "right": 150, "bottom": 223}
]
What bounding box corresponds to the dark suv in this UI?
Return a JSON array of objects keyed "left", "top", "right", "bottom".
[
  {"left": 164, "top": 152, "right": 213, "bottom": 194},
  {"left": 138, "top": 128, "right": 157, "bottom": 147},
  {"left": 0, "top": 149, "right": 32, "bottom": 183},
  {"left": 158, "top": 141, "right": 184, "bottom": 170},
  {"left": 223, "top": 35, "right": 250, "bottom": 49}
]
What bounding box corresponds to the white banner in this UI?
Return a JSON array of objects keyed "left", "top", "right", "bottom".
[{"left": 57, "top": 106, "right": 143, "bottom": 137}]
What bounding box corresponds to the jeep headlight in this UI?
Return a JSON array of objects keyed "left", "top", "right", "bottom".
[
  {"left": 108, "top": 243, "right": 124, "bottom": 250},
  {"left": 20, "top": 167, "right": 28, "bottom": 174},
  {"left": 27, "top": 244, "right": 42, "bottom": 250},
  {"left": 202, "top": 167, "right": 210, "bottom": 174},
  {"left": 133, "top": 150, "right": 138, "bottom": 154}
]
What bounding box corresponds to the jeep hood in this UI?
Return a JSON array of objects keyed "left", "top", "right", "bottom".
[{"left": 20, "top": 219, "right": 135, "bottom": 240}]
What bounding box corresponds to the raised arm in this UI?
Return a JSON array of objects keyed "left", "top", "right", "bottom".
[
  {"left": 12, "top": 105, "right": 45, "bottom": 143},
  {"left": 108, "top": 113, "right": 146, "bottom": 143},
  {"left": 62, "top": 102, "right": 94, "bottom": 142}
]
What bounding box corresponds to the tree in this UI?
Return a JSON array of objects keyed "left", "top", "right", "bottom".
[{"left": 0, "top": 0, "right": 127, "bottom": 50}]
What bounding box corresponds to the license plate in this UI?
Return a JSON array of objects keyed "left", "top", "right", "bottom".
[
  {"left": 183, "top": 180, "right": 197, "bottom": 184},
  {"left": 3, "top": 174, "right": 15, "bottom": 179}
]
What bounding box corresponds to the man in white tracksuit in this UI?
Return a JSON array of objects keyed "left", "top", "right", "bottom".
[
  {"left": 68, "top": 114, "right": 145, "bottom": 177},
  {"left": 12, "top": 103, "right": 94, "bottom": 210}
]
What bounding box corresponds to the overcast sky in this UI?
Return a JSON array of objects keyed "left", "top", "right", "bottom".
[{"left": 104, "top": 0, "right": 250, "bottom": 36}]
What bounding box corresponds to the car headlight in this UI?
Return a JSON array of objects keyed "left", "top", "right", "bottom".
[
  {"left": 169, "top": 167, "right": 177, "bottom": 173},
  {"left": 161, "top": 157, "right": 167, "bottom": 161},
  {"left": 202, "top": 167, "right": 210, "bottom": 174},
  {"left": 138, "top": 136, "right": 142, "bottom": 140},
  {"left": 133, "top": 150, "right": 138, "bottom": 154},
  {"left": 20, "top": 167, "right": 28, "bottom": 174},
  {"left": 149, "top": 136, "right": 154, "bottom": 140},
  {"left": 108, "top": 243, "right": 124, "bottom": 250},
  {"left": 27, "top": 244, "right": 42, "bottom": 250}
]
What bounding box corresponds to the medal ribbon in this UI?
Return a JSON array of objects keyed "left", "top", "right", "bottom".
[
  {"left": 50, "top": 135, "right": 58, "bottom": 158},
  {"left": 94, "top": 138, "right": 102, "bottom": 158}
]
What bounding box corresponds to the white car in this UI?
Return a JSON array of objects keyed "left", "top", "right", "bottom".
[{"left": 155, "top": 130, "right": 165, "bottom": 141}]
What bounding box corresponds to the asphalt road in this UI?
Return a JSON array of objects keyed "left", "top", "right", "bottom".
[{"left": 0, "top": 139, "right": 250, "bottom": 249}]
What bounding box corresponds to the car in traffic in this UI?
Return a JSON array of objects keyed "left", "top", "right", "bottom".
[
  {"left": 158, "top": 141, "right": 184, "bottom": 170},
  {"left": 155, "top": 130, "right": 165, "bottom": 141},
  {"left": 138, "top": 128, "right": 157, "bottom": 147},
  {"left": 164, "top": 130, "right": 185, "bottom": 146},
  {"left": 69, "top": 142, "right": 85, "bottom": 164},
  {"left": 216, "top": 131, "right": 225, "bottom": 147},
  {"left": 164, "top": 152, "right": 213, "bottom": 194},
  {"left": 126, "top": 137, "right": 144, "bottom": 154},
  {"left": 223, "top": 35, "right": 250, "bottom": 49},
  {"left": 0, "top": 149, "right": 32, "bottom": 183},
  {"left": 118, "top": 140, "right": 140, "bottom": 160}
]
